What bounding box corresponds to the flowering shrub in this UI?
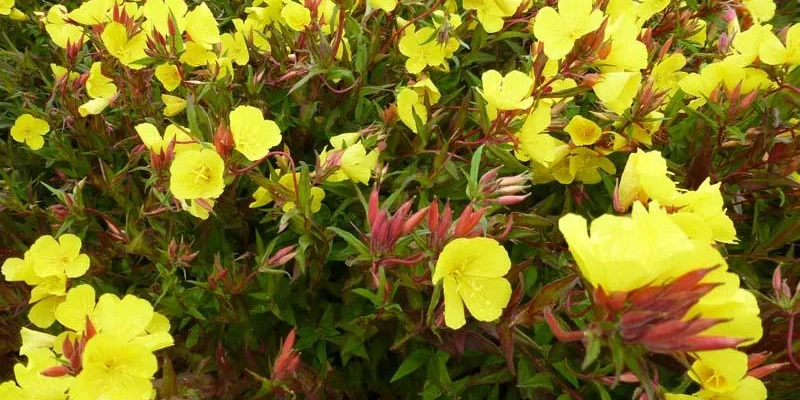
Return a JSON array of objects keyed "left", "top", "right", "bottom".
[{"left": 1, "top": 0, "right": 799, "bottom": 398}]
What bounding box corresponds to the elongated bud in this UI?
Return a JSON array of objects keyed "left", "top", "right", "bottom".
[
  {"left": 479, "top": 167, "right": 500, "bottom": 186},
  {"left": 747, "top": 352, "right": 770, "bottom": 369},
  {"left": 748, "top": 362, "right": 788, "bottom": 379},
  {"left": 368, "top": 187, "right": 380, "bottom": 226},
  {"left": 497, "top": 174, "right": 528, "bottom": 187},
  {"left": 268, "top": 245, "right": 297, "bottom": 266},
  {"left": 428, "top": 198, "right": 439, "bottom": 233},
  {"left": 403, "top": 206, "right": 429, "bottom": 235},
  {"left": 736, "top": 89, "right": 759, "bottom": 112},
  {"left": 85, "top": 316, "right": 96, "bottom": 339},
  {"left": 213, "top": 122, "right": 233, "bottom": 158},
  {"left": 41, "top": 365, "right": 71, "bottom": 377},
  {"left": 496, "top": 194, "right": 530, "bottom": 206},
  {"left": 772, "top": 266, "right": 783, "bottom": 300},
  {"left": 498, "top": 185, "right": 528, "bottom": 196}
]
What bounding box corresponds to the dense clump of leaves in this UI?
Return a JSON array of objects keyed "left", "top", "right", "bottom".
[{"left": 1, "top": 0, "right": 800, "bottom": 399}]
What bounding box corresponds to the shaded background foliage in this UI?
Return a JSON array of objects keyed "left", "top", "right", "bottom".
[{"left": 2, "top": 0, "right": 800, "bottom": 399}]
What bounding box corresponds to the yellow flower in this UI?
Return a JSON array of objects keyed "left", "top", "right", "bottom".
[
  {"left": 229, "top": 105, "right": 282, "bottom": 161},
  {"left": 685, "top": 273, "right": 762, "bottom": 346},
  {"left": 19, "top": 327, "right": 56, "bottom": 356},
  {"left": 532, "top": 0, "right": 604, "bottom": 60},
  {"left": 759, "top": 24, "right": 800, "bottom": 67},
  {"left": 515, "top": 104, "right": 565, "bottom": 167},
  {"left": 727, "top": 23, "right": 771, "bottom": 67},
  {"left": 398, "top": 26, "right": 449, "bottom": 74},
  {"left": 5, "top": 348, "right": 73, "bottom": 400},
  {"left": 396, "top": 87, "right": 427, "bottom": 133},
  {"left": 142, "top": 0, "right": 188, "bottom": 36},
  {"left": 617, "top": 149, "right": 678, "bottom": 211},
  {"left": 479, "top": 69, "right": 533, "bottom": 118},
  {"left": 463, "top": 0, "right": 523, "bottom": 33},
  {"left": 0, "top": 0, "right": 13, "bottom": 15},
  {"left": 180, "top": 198, "right": 215, "bottom": 220},
  {"left": 221, "top": 31, "right": 250, "bottom": 66},
  {"left": 249, "top": 174, "right": 325, "bottom": 213},
  {"left": 169, "top": 148, "right": 226, "bottom": 200},
  {"left": 3, "top": 253, "right": 44, "bottom": 287},
  {"left": 669, "top": 178, "right": 738, "bottom": 244},
  {"left": 564, "top": 115, "right": 602, "bottom": 146},
  {"left": 78, "top": 97, "right": 111, "bottom": 117},
  {"left": 682, "top": 349, "right": 767, "bottom": 400},
  {"left": 179, "top": 41, "right": 216, "bottom": 66},
  {"left": 561, "top": 147, "right": 616, "bottom": 184},
  {"left": 28, "top": 296, "right": 65, "bottom": 329},
  {"left": 185, "top": 2, "right": 220, "bottom": 49},
  {"left": 28, "top": 234, "right": 90, "bottom": 279},
  {"left": 155, "top": 63, "right": 182, "bottom": 91},
  {"left": 50, "top": 63, "right": 80, "bottom": 82},
  {"left": 102, "top": 21, "right": 148, "bottom": 69},
  {"left": 433, "top": 237, "right": 512, "bottom": 329},
  {"left": 340, "top": 143, "right": 379, "bottom": 184},
  {"left": 742, "top": 0, "right": 774, "bottom": 24},
  {"left": 70, "top": 333, "right": 158, "bottom": 400},
  {"left": 86, "top": 62, "right": 117, "bottom": 99},
  {"left": 558, "top": 201, "right": 727, "bottom": 293},
  {"left": 686, "top": 18, "right": 707, "bottom": 44},
  {"left": 44, "top": 6, "right": 86, "bottom": 49},
  {"left": 162, "top": 94, "right": 187, "bottom": 116},
  {"left": 10, "top": 114, "right": 49, "bottom": 150},
  {"left": 599, "top": 36, "right": 648, "bottom": 72},
  {"left": 281, "top": 1, "right": 310, "bottom": 31},
  {"left": 135, "top": 123, "right": 199, "bottom": 154},
  {"left": 67, "top": 0, "right": 110, "bottom": 26},
  {"left": 651, "top": 53, "right": 687, "bottom": 96},
  {"left": 593, "top": 71, "right": 641, "bottom": 115},
  {"left": 367, "top": 0, "right": 396, "bottom": 12}
]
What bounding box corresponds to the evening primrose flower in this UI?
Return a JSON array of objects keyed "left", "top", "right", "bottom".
[
  {"left": 651, "top": 53, "right": 687, "bottom": 97},
  {"left": 10, "top": 114, "right": 50, "bottom": 150},
  {"left": 135, "top": 123, "right": 199, "bottom": 155},
  {"left": 396, "top": 87, "right": 427, "bottom": 133},
  {"left": 229, "top": 105, "right": 282, "bottom": 161},
  {"left": 593, "top": 71, "right": 641, "bottom": 115},
  {"left": 463, "top": 0, "right": 523, "bottom": 33},
  {"left": 142, "top": 0, "right": 188, "bottom": 36},
  {"left": 340, "top": 143, "right": 379, "bottom": 184},
  {"left": 50, "top": 64, "right": 80, "bottom": 83},
  {"left": 558, "top": 202, "right": 728, "bottom": 293},
  {"left": 169, "top": 148, "right": 225, "bottom": 200},
  {"left": 515, "top": 103, "right": 565, "bottom": 167},
  {"left": 0, "top": 0, "right": 13, "bottom": 15},
  {"left": 70, "top": 334, "right": 158, "bottom": 400},
  {"left": 44, "top": 5, "right": 86, "bottom": 49},
  {"left": 28, "top": 234, "right": 90, "bottom": 279},
  {"left": 250, "top": 174, "right": 325, "bottom": 213},
  {"left": 532, "top": 0, "right": 604, "bottom": 60},
  {"left": 564, "top": 115, "right": 602, "bottom": 146},
  {"left": 742, "top": 0, "right": 775, "bottom": 24},
  {"left": 479, "top": 70, "right": 533, "bottom": 119},
  {"left": 670, "top": 178, "right": 738, "bottom": 244},
  {"left": 727, "top": 23, "right": 771, "bottom": 67},
  {"left": 102, "top": 21, "right": 148, "bottom": 69},
  {"left": 759, "top": 24, "right": 800, "bottom": 67},
  {"left": 553, "top": 148, "right": 615, "bottom": 184},
  {"left": 616, "top": 149, "right": 678, "bottom": 210},
  {"left": 398, "top": 26, "right": 453, "bottom": 74},
  {"left": 432, "top": 237, "right": 512, "bottom": 329},
  {"left": 367, "top": 0, "right": 396, "bottom": 12},
  {"left": 162, "top": 94, "right": 187, "bottom": 116},
  {"left": 85, "top": 62, "right": 117, "bottom": 99},
  {"left": 685, "top": 273, "right": 762, "bottom": 345},
  {"left": 665, "top": 349, "right": 768, "bottom": 400},
  {"left": 78, "top": 97, "right": 111, "bottom": 117},
  {"left": 155, "top": 63, "right": 182, "bottom": 91},
  {"left": 221, "top": 31, "right": 249, "bottom": 66},
  {"left": 281, "top": 1, "right": 310, "bottom": 31},
  {"left": 4, "top": 348, "right": 73, "bottom": 400},
  {"left": 185, "top": 2, "right": 220, "bottom": 48}
]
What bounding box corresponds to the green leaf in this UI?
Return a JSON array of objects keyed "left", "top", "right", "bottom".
[
  {"left": 327, "top": 226, "right": 370, "bottom": 257},
  {"left": 390, "top": 349, "right": 431, "bottom": 383}
]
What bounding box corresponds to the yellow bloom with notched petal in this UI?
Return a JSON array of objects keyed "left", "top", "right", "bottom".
[
  {"left": 79, "top": 97, "right": 111, "bottom": 117},
  {"left": 559, "top": 202, "right": 728, "bottom": 293},
  {"left": 86, "top": 62, "right": 117, "bottom": 99},
  {"left": 221, "top": 31, "right": 250, "bottom": 66},
  {"left": 229, "top": 105, "right": 282, "bottom": 161},
  {"left": 433, "top": 237, "right": 512, "bottom": 329},
  {"left": 8, "top": 347, "right": 73, "bottom": 400},
  {"left": 398, "top": 26, "right": 449, "bottom": 74},
  {"left": 564, "top": 115, "right": 602, "bottom": 146},
  {"left": 651, "top": 53, "right": 687, "bottom": 96},
  {"left": 670, "top": 178, "right": 737, "bottom": 244},
  {"left": 685, "top": 273, "right": 762, "bottom": 346},
  {"left": 479, "top": 69, "right": 533, "bottom": 118},
  {"left": 759, "top": 24, "right": 800, "bottom": 67},
  {"left": 67, "top": 0, "right": 110, "bottom": 26},
  {"left": 19, "top": 328, "right": 56, "bottom": 356},
  {"left": 617, "top": 149, "right": 678, "bottom": 210},
  {"left": 10, "top": 114, "right": 49, "bottom": 150},
  {"left": 70, "top": 334, "right": 158, "bottom": 400},
  {"left": 249, "top": 174, "right": 325, "bottom": 213},
  {"left": 516, "top": 104, "right": 565, "bottom": 167},
  {"left": 44, "top": 5, "right": 87, "bottom": 49},
  {"left": 742, "top": 0, "right": 774, "bottom": 24},
  {"left": 169, "top": 148, "right": 225, "bottom": 200},
  {"left": 463, "top": 0, "right": 523, "bottom": 34},
  {"left": 180, "top": 41, "right": 216, "bottom": 66},
  {"left": 162, "top": 94, "right": 187, "bottom": 116},
  {"left": 281, "top": 1, "right": 310, "bottom": 31},
  {"left": 102, "top": 21, "right": 148, "bottom": 69},
  {"left": 185, "top": 2, "right": 220, "bottom": 48},
  {"left": 55, "top": 284, "right": 96, "bottom": 333},
  {"left": 155, "top": 63, "right": 182, "bottom": 91},
  {"left": 532, "top": 0, "right": 604, "bottom": 60},
  {"left": 727, "top": 23, "right": 770, "bottom": 67},
  {"left": 396, "top": 87, "right": 427, "bottom": 133},
  {"left": 686, "top": 350, "right": 766, "bottom": 398},
  {"left": 50, "top": 64, "right": 80, "bottom": 82},
  {"left": 135, "top": 123, "right": 199, "bottom": 154},
  {"left": 0, "top": 0, "right": 13, "bottom": 15},
  {"left": 367, "top": 0, "right": 396, "bottom": 12},
  {"left": 181, "top": 198, "right": 215, "bottom": 220},
  {"left": 565, "top": 148, "right": 616, "bottom": 184},
  {"left": 593, "top": 71, "right": 641, "bottom": 115},
  {"left": 28, "top": 234, "right": 90, "bottom": 279},
  {"left": 340, "top": 143, "right": 379, "bottom": 185},
  {"left": 142, "top": 0, "right": 188, "bottom": 36}
]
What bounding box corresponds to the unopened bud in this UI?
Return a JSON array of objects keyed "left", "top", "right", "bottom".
[
  {"left": 402, "top": 206, "right": 429, "bottom": 235},
  {"left": 268, "top": 245, "right": 297, "bottom": 267},
  {"left": 496, "top": 194, "right": 530, "bottom": 206},
  {"left": 213, "top": 122, "right": 233, "bottom": 158},
  {"left": 41, "top": 365, "right": 71, "bottom": 377}
]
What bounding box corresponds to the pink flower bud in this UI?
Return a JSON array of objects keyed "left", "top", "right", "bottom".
[{"left": 496, "top": 194, "right": 530, "bottom": 206}]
